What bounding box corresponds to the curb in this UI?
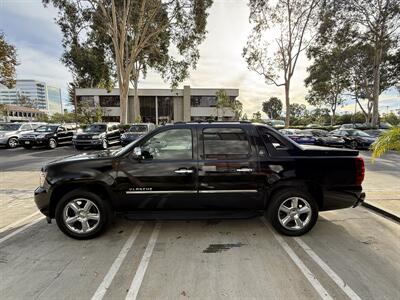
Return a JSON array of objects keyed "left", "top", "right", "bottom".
[{"left": 362, "top": 202, "right": 400, "bottom": 224}]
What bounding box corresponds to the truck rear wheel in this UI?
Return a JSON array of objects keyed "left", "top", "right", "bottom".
[
  {"left": 55, "top": 190, "right": 111, "bottom": 239},
  {"left": 267, "top": 189, "right": 318, "bottom": 236}
]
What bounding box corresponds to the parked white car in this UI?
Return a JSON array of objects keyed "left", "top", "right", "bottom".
[{"left": 0, "top": 122, "right": 46, "bottom": 148}]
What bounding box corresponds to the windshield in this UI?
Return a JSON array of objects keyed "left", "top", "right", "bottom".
[
  {"left": 35, "top": 125, "right": 58, "bottom": 133},
  {"left": 0, "top": 123, "right": 21, "bottom": 131},
  {"left": 129, "top": 125, "right": 148, "bottom": 133},
  {"left": 348, "top": 130, "right": 370, "bottom": 137},
  {"left": 85, "top": 124, "right": 107, "bottom": 132}
]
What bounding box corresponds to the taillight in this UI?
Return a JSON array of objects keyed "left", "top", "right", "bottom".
[{"left": 355, "top": 157, "right": 365, "bottom": 185}]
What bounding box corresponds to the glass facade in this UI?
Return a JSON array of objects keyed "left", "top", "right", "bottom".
[
  {"left": 47, "top": 86, "right": 62, "bottom": 114},
  {"left": 157, "top": 96, "right": 174, "bottom": 124},
  {"left": 191, "top": 96, "right": 217, "bottom": 107},
  {"left": 77, "top": 96, "right": 95, "bottom": 106},
  {"left": 139, "top": 96, "right": 156, "bottom": 123},
  {"left": 99, "top": 96, "right": 120, "bottom": 107}
]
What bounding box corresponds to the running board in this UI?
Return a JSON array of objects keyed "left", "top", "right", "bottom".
[{"left": 124, "top": 210, "right": 261, "bottom": 220}]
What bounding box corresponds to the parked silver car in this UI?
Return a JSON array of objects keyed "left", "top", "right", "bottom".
[{"left": 0, "top": 122, "right": 46, "bottom": 148}]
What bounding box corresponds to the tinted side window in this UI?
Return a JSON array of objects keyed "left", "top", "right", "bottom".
[
  {"left": 20, "top": 124, "right": 32, "bottom": 131},
  {"left": 202, "top": 128, "right": 250, "bottom": 160},
  {"left": 142, "top": 129, "right": 192, "bottom": 160}
]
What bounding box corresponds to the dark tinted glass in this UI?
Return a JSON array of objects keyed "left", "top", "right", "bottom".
[{"left": 202, "top": 128, "right": 250, "bottom": 159}]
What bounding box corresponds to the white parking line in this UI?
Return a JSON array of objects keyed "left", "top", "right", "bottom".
[
  {"left": 0, "top": 216, "right": 44, "bottom": 245},
  {"left": 91, "top": 222, "right": 144, "bottom": 300},
  {"left": 125, "top": 222, "right": 161, "bottom": 300},
  {"left": 0, "top": 211, "right": 41, "bottom": 234},
  {"left": 260, "top": 217, "right": 333, "bottom": 300},
  {"left": 294, "top": 237, "right": 362, "bottom": 300}
]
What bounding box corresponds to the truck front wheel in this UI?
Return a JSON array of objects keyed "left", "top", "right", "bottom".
[
  {"left": 267, "top": 189, "right": 318, "bottom": 236},
  {"left": 55, "top": 190, "right": 111, "bottom": 239}
]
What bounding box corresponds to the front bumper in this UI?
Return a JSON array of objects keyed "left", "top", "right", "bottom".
[
  {"left": 34, "top": 186, "right": 51, "bottom": 217},
  {"left": 73, "top": 139, "right": 103, "bottom": 147},
  {"left": 19, "top": 138, "right": 47, "bottom": 146},
  {"left": 0, "top": 137, "right": 9, "bottom": 145}
]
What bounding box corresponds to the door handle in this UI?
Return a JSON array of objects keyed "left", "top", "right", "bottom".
[
  {"left": 236, "top": 168, "right": 253, "bottom": 173},
  {"left": 174, "top": 169, "right": 194, "bottom": 174}
]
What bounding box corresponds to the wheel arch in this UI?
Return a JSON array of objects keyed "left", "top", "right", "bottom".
[
  {"left": 266, "top": 179, "right": 323, "bottom": 211},
  {"left": 49, "top": 181, "right": 115, "bottom": 218}
]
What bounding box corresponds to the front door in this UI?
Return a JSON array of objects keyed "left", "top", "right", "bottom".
[
  {"left": 197, "top": 126, "right": 263, "bottom": 210},
  {"left": 117, "top": 127, "right": 198, "bottom": 210}
]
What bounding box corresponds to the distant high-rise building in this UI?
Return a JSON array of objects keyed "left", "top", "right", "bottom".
[{"left": 0, "top": 80, "right": 62, "bottom": 115}]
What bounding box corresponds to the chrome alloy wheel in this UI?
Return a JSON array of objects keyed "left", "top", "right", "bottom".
[
  {"left": 278, "top": 197, "right": 312, "bottom": 231},
  {"left": 8, "top": 137, "right": 18, "bottom": 148},
  {"left": 63, "top": 198, "right": 100, "bottom": 234},
  {"left": 49, "top": 139, "right": 57, "bottom": 149}
]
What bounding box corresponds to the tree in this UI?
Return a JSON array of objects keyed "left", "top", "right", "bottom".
[
  {"left": 289, "top": 103, "right": 307, "bottom": 119},
  {"left": 216, "top": 89, "right": 231, "bottom": 120},
  {"left": 0, "top": 31, "right": 18, "bottom": 88},
  {"left": 251, "top": 111, "right": 262, "bottom": 122},
  {"left": 323, "top": 0, "right": 400, "bottom": 127},
  {"left": 243, "top": 0, "right": 319, "bottom": 128},
  {"left": 78, "top": 102, "right": 104, "bottom": 124},
  {"left": 17, "top": 94, "right": 36, "bottom": 108},
  {"left": 262, "top": 97, "right": 282, "bottom": 119},
  {"left": 371, "top": 127, "right": 400, "bottom": 161},
  {"left": 45, "top": 0, "right": 213, "bottom": 124}
]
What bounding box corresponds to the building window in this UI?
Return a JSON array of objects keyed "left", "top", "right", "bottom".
[
  {"left": 190, "top": 96, "right": 217, "bottom": 107},
  {"left": 157, "top": 96, "right": 174, "bottom": 124},
  {"left": 78, "top": 96, "right": 95, "bottom": 106},
  {"left": 99, "top": 96, "right": 120, "bottom": 107},
  {"left": 140, "top": 96, "right": 156, "bottom": 123},
  {"left": 102, "top": 116, "right": 120, "bottom": 122}
]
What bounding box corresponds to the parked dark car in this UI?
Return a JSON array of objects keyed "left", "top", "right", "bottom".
[
  {"left": 330, "top": 129, "right": 376, "bottom": 149},
  {"left": 279, "top": 129, "right": 316, "bottom": 145},
  {"left": 19, "top": 124, "right": 74, "bottom": 149},
  {"left": 364, "top": 129, "right": 387, "bottom": 137},
  {"left": 73, "top": 123, "right": 121, "bottom": 150},
  {"left": 120, "top": 123, "right": 156, "bottom": 146},
  {"left": 35, "top": 122, "right": 365, "bottom": 239},
  {"left": 302, "top": 129, "right": 345, "bottom": 148}
]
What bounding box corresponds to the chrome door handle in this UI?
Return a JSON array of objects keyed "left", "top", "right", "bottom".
[
  {"left": 236, "top": 168, "right": 253, "bottom": 173},
  {"left": 174, "top": 169, "right": 194, "bottom": 174}
]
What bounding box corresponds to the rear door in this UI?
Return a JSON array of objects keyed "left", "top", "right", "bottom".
[{"left": 197, "top": 125, "right": 263, "bottom": 209}]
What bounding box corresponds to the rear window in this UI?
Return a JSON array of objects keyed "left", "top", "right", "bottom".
[{"left": 202, "top": 127, "right": 251, "bottom": 159}]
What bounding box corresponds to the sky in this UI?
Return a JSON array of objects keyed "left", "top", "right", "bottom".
[{"left": 0, "top": 0, "right": 399, "bottom": 116}]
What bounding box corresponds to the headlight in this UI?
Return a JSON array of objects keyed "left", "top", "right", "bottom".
[
  {"left": 39, "top": 171, "right": 47, "bottom": 187},
  {"left": 121, "top": 133, "right": 127, "bottom": 139},
  {"left": 92, "top": 135, "right": 100, "bottom": 139},
  {"left": 73, "top": 135, "right": 77, "bottom": 139},
  {"left": 0, "top": 133, "right": 5, "bottom": 137},
  {"left": 37, "top": 134, "right": 46, "bottom": 138}
]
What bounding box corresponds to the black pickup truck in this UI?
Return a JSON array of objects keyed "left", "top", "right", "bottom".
[{"left": 34, "top": 122, "right": 365, "bottom": 239}]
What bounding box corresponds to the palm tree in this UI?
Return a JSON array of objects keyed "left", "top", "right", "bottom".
[{"left": 371, "top": 127, "right": 400, "bottom": 161}]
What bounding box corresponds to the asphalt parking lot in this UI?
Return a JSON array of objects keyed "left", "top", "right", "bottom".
[{"left": 0, "top": 145, "right": 399, "bottom": 300}]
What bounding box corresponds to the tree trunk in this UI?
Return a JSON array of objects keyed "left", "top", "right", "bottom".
[
  {"left": 331, "top": 109, "right": 336, "bottom": 126},
  {"left": 133, "top": 77, "right": 140, "bottom": 122},
  {"left": 371, "top": 43, "right": 382, "bottom": 127},
  {"left": 284, "top": 81, "right": 290, "bottom": 128},
  {"left": 119, "top": 81, "right": 129, "bottom": 124}
]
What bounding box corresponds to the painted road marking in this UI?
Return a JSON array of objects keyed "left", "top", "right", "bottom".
[
  {"left": 294, "top": 237, "right": 362, "bottom": 300},
  {"left": 91, "top": 222, "right": 144, "bottom": 300},
  {"left": 0, "top": 211, "right": 41, "bottom": 234},
  {"left": 0, "top": 216, "right": 44, "bottom": 245},
  {"left": 260, "top": 217, "right": 333, "bottom": 300},
  {"left": 125, "top": 222, "right": 162, "bottom": 300}
]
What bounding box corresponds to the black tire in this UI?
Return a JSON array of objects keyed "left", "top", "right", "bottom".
[
  {"left": 23, "top": 145, "right": 33, "bottom": 149},
  {"left": 348, "top": 140, "right": 358, "bottom": 150},
  {"left": 48, "top": 138, "right": 57, "bottom": 149},
  {"left": 55, "top": 190, "right": 111, "bottom": 239},
  {"left": 267, "top": 188, "right": 318, "bottom": 236},
  {"left": 7, "top": 137, "right": 19, "bottom": 149}
]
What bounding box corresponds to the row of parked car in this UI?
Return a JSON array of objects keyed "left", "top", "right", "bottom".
[
  {"left": 279, "top": 127, "right": 386, "bottom": 149},
  {"left": 0, "top": 122, "right": 156, "bottom": 150}
]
